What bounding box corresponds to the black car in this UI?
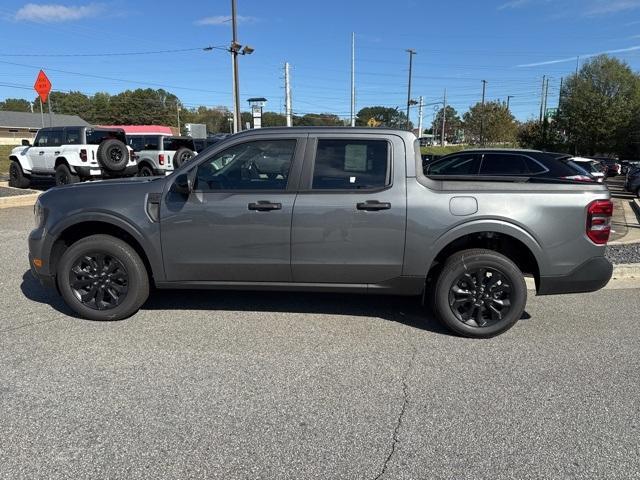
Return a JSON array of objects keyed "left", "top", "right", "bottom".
[{"left": 424, "top": 149, "right": 596, "bottom": 182}]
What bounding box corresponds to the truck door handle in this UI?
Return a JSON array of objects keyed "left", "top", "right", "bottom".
[
  {"left": 39, "top": 151, "right": 45, "bottom": 155},
  {"left": 54, "top": 151, "right": 60, "bottom": 155},
  {"left": 248, "top": 201, "right": 282, "bottom": 211},
  {"left": 357, "top": 200, "right": 391, "bottom": 211}
]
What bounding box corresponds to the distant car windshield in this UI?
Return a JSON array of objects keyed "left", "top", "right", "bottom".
[{"left": 163, "top": 138, "right": 195, "bottom": 151}]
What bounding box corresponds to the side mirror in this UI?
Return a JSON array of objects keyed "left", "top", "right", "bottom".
[
  {"left": 171, "top": 172, "right": 193, "bottom": 196},
  {"left": 22, "top": 139, "right": 31, "bottom": 147}
]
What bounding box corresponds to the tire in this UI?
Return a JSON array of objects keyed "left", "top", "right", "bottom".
[
  {"left": 54, "top": 163, "right": 80, "bottom": 186},
  {"left": 173, "top": 148, "right": 195, "bottom": 168},
  {"left": 8, "top": 160, "right": 31, "bottom": 188},
  {"left": 433, "top": 248, "right": 527, "bottom": 338},
  {"left": 137, "top": 164, "right": 155, "bottom": 177},
  {"left": 97, "top": 138, "right": 129, "bottom": 172},
  {"left": 57, "top": 234, "right": 150, "bottom": 321}
]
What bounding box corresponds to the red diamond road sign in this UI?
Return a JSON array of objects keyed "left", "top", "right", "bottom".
[{"left": 34, "top": 70, "right": 52, "bottom": 103}]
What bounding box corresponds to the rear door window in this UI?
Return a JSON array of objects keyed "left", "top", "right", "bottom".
[
  {"left": 426, "top": 154, "right": 480, "bottom": 175},
  {"left": 480, "top": 154, "right": 531, "bottom": 175},
  {"left": 312, "top": 139, "right": 389, "bottom": 190},
  {"left": 65, "top": 128, "right": 81, "bottom": 145}
]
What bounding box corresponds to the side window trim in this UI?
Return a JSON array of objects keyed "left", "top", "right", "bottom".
[
  {"left": 299, "top": 136, "right": 393, "bottom": 192},
  {"left": 189, "top": 136, "right": 306, "bottom": 193}
]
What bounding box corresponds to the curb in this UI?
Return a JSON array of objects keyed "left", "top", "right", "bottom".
[
  {"left": 611, "top": 263, "right": 640, "bottom": 280},
  {"left": 0, "top": 183, "right": 40, "bottom": 209}
]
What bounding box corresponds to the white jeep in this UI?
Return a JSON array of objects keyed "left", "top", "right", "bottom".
[
  {"left": 8, "top": 126, "right": 136, "bottom": 188},
  {"left": 127, "top": 134, "right": 196, "bottom": 176}
]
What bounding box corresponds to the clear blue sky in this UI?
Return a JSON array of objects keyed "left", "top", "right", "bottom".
[{"left": 1, "top": 0, "right": 640, "bottom": 125}]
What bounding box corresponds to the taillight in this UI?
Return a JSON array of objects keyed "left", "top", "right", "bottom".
[
  {"left": 561, "top": 175, "right": 595, "bottom": 182},
  {"left": 159, "top": 154, "right": 165, "bottom": 165},
  {"left": 79, "top": 149, "right": 87, "bottom": 162},
  {"left": 587, "top": 200, "right": 613, "bottom": 245}
]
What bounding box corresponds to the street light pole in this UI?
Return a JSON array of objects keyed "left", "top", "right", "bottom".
[
  {"left": 231, "top": 0, "right": 242, "bottom": 133},
  {"left": 405, "top": 49, "right": 416, "bottom": 130},
  {"left": 480, "top": 80, "right": 487, "bottom": 146},
  {"left": 441, "top": 88, "right": 447, "bottom": 147}
]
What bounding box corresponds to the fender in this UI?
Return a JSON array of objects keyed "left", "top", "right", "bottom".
[
  {"left": 46, "top": 210, "right": 165, "bottom": 282},
  {"left": 10, "top": 146, "right": 33, "bottom": 174},
  {"left": 426, "top": 218, "right": 547, "bottom": 273}
]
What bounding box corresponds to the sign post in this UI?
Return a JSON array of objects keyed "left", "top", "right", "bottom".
[{"left": 33, "top": 70, "right": 52, "bottom": 127}]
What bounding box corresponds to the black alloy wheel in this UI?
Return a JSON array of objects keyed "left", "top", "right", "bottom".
[
  {"left": 448, "top": 267, "right": 512, "bottom": 328},
  {"left": 68, "top": 253, "right": 129, "bottom": 311}
]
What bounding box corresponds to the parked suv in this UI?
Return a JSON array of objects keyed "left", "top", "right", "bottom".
[
  {"left": 424, "top": 149, "right": 598, "bottom": 182},
  {"left": 8, "top": 126, "right": 136, "bottom": 187},
  {"left": 127, "top": 135, "right": 196, "bottom": 176}
]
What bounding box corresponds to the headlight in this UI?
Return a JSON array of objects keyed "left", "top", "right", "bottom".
[{"left": 34, "top": 199, "right": 45, "bottom": 228}]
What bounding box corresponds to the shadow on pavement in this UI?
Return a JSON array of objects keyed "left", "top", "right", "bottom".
[{"left": 21, "top": 270, "right": 531, "bottom": 336}]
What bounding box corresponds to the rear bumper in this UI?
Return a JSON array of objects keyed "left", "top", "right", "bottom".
[
  {"left": 537, "top": 256, "right": 613, "bottom": 295},
  {"left": 74, "top": 165, "right": 139, "bottom": 179}
]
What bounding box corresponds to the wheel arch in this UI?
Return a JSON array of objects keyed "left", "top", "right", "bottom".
[
  {"left": 47, "top": 215, "right": 163, "bottom": 285},
  {"left": 426, "top": 221, "right": 544, "bottom": 291}
]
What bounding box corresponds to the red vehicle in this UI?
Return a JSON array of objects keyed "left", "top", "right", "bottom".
[{"left": 594, "top": 157, "right": 621, "bottom": 177}]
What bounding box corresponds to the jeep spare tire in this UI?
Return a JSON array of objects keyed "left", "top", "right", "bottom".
[
  {"left": 173, "top": 148, "right": 195, "bottom": 168},
  {"left": 97, "top": 138, "right": 129, "bottom": 172}
]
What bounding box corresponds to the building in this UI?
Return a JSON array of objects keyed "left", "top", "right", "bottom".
[{"left": 0, "top": 111, "right": 90, "bottom": 145}]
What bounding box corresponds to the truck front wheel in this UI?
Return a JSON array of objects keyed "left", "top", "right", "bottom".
[
  {"left": 56, "top": 234, "right": 150, "bottom": 321},
  {"left": 9, "top": 161, "right": 31, "bottom": 188},
  {"left": 433, "top": 248, "right": 527, "bottom": 338}
]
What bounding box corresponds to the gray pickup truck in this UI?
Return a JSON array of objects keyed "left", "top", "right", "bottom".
[{"left": 28, "top": 128, "right": 613, "bottom": 337}]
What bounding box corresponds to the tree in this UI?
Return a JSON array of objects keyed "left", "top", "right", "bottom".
[
  {"left": 294, "top": 113, "right": 343, "bottom": 126},
  {"left": 355, "top": 106, "right": 411, "bottom": 129},
  {"left": 432, "top": 105, "right": 462, "bottom": 142},
  {"left": 462, "top": 101, "right": 517, "bottom": 144},
  {"left": 557, "top": 55, "right": 640, "bottom": 156},
  {"left": 0, "top": 98, "right": 32, "bottom": 112},
  {"left": 261, "top": 111, "right": 287, "bottom": 127}
]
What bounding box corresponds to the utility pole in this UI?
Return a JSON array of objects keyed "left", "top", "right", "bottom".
[
  {"left": 405, "top": 49, "right": 416, "bottom": 130},
  {"left": 543, "top": 77, "right": 549, "bottom": 121},
  {"left": 506, "top": 95, "right": 513, "bottom": 111},
  {"left": 284, "top": 62, "right": 292, "bottom": 127},
  {"left": 39, "top": 98, "right": 44, "bottom": 128},
  {"left": 230, "top": 0, "right": 242, "bottom": 133},
  {"left": 480, "top": 80, "right": 487, "bottom": 146},
  {"left": 575, "top": 56, "right": 580, "bottom": 76},
  {"left": 417, "top": 96, "right": 424, "bottom": 136},
  {"left": 441, "top": 88, "right": 447, "bottom": 147},
  {"left": 539, "top": 75, "right": 546, "bottom": 125},
  {"left": 558, "top": 77, "right": 563, "bottom": 109},
  {"left": 176, "top": 104, "right": 181, "bottom": 134},
  {"left": 350, "top": 32, "right": 356, "bottom": 127}
]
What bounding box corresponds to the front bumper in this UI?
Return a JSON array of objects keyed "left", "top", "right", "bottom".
[
  {"left": 537, "top": 256, "right": 613, "bottom": 295},
  {"left": 28, "top": 252, "right": 56, "bottom": 289}
]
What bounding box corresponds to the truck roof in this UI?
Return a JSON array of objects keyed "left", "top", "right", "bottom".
[{"left": 231, "top": 126, "right": 417, "bottom": 138}]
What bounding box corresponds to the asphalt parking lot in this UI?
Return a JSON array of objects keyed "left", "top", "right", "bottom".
[{"left": 1, "top": 205, "right": 640, "bottom": 480}]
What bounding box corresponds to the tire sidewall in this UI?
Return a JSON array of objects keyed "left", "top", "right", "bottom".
[
  {"left": 435, "top": 252, "right": 527, "bottom": 337},
  {"left": 97, "top": 139, "right": 128, "bottom": 172},
  {"left": 138, "top": 165, "right": 154, "bottom": 177},
  {"left": 57, "top": 236, "right": 149, "bottom": 321},
  {"left": 173, "top": 148, "right": 194, "bottom": 168}
]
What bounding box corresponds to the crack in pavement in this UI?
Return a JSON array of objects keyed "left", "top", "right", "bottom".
[{"left": 373, "top": 345, "right": 417, "bottom": 480}]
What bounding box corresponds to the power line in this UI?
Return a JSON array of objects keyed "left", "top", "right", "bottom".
[{"left": 0, "top": 47, "right": 221, "bottom": 58}]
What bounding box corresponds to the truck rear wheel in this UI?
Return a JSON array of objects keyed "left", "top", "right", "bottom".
[
  {"left": 56, "top": 234, "right": 150, "bottom": 321},
  {"left": 433, "top": 248, "right": 527, "bottom": 338},
  {"left": 54, "top": 164, "right": 79, "bottom": 186},
  {"left": 9, "top": 161, "right": 31, "bottom": 188}
]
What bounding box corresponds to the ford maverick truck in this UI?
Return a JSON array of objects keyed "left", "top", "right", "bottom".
[{"left": 28, "top": 128, "right": 613, "bottom": 337}]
